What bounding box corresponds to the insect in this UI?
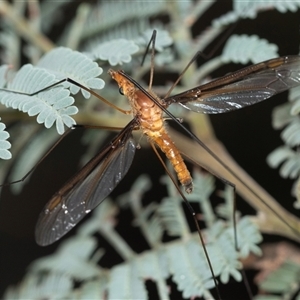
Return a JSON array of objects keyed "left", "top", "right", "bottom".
[
  {"left": 2, "top": 33, "right": 300, "bottom": 300},
  {"left": 24, "top": 53, "right": 300, "bottom": 248}
]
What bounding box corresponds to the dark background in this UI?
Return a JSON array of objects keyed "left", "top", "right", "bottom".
[{"left": 1, "top": 1, "right": 300, "bottom": 299}]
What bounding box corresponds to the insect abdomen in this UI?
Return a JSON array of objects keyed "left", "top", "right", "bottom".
[{"left": 151, "top": 128, "right": 193, "bottom": 194}]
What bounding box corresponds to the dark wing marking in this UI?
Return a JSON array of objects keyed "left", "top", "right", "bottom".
[
  {"left": 35, "top": 121, "right": 136, "bottom": 246},
  {"left": 166, "top": 56, "right": 300, "bottom": 114}
]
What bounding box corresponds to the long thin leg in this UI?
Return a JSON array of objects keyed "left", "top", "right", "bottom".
[
  {"left": 122, "top": 73, "right": 300, "bottom": 239},
  {"left": 1, "top": 77, "right": 132, "bottom": 115},
  {"left": 179, "top": 149, "right": 255, "bottom": 300},
  {"left": 164, "top": 51, "right": 201, "bottom": 98},
  {"left": 162, "top": 18, "right": 248, "bottom": 99},
  {"left": 1, "top": 127, "right": 73, "bottom": 187},
  {"left": 0, "top": 124, "right": 130, "bottom": 187},
  {"left": 150, "top": 141, "right": 222, "bottom": 300}
]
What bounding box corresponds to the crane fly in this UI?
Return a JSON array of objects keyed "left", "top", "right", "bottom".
[
  {"left": 2, "top": 47, "right": 300, "bottom": 299},
  {"left": 31, "top": 53, "right": 300, "bottom": 245}
]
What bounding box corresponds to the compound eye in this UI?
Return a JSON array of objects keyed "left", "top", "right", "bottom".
[{"left": 119, "top": 87, "right": 124, "bottom": 95}]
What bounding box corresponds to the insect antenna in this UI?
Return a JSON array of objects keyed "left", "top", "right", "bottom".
[
  {"left": 1, "top": 22, "right": 299, "bottom": 298},
  {"left": 1, "top": 65, "right": 226, "bottom": 297},
  {"left": 143, "top": 30, "right": 226, "bottom": 299},
  {"left": 141, "top": 29, "right": 157, "bottom": 91},
  {"left": 126, "top": 29, "right": 261, "bottom": 298}
]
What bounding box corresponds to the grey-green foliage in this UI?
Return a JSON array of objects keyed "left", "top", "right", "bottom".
[
  {"left": 0, "top": 0, "right": 283, "bottom": 161},
  {"left": 0, "top": 31, "right": 172, "bottom": 159},
  {"left": 37, "top": 47, "right": 105, "bottom": 98},
  {"left": 0, "top": 0, "right": 299, "bottom": 299},
  {"left": 90, "top": 39, "right": 139, "bottom": 66},
  {"left": 213, "top": 0, "right": 300, "bottom": 26},
  {"left": 254, "top": 261, "right": 300, "bottom": 300},
  {"left": 0, "top": 27, "right": 173, "bottom": 203},
  {"left": 0, "top": 118, "right": 11, "bottom": 160},
  {"left": 267, "top": 76, "right": 300, "bottom": 207},
  {"left": 0, "top": 64, "right": 77, "bottom": 134},
  {"left": 221, "top": 34, "right": 278, "bottom": 64},
  {"left": 0, "top": 48, "right": 104, "bottom": 134},
  {"left": 3, "top": 172, "right": 263, "bottom": 300}
]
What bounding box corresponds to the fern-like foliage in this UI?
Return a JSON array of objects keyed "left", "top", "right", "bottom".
[
  {"left": 3, "top": 172, "right": 263, "bottom": 300},
  {"left": 0, "top": 47, "right": 105, "bottom": 135},
  {"left": 213, "top": 0, "right": 300, "bottom": 26},
  {"left": 0, "top": 1, "right": 300, "bottom": 299},
  {"left": 0, "top": 118, "right": 11, "bottom": 160},
  {"left": 254, "top": 261, "right": 300, "bottom": 300},
  {"left": 37, "top": 47, "right": 105, "bottom": 98},
  {"left": 267, "top": 146, "right": 300, "bottom": 179},
  {"left": 221, "top": 35, "right": 278, "bottom": 64},
  {"left": 81, "top": 0, "right": 166, "bottom": 43},
  {"left": 4, "top": 273, "right": 73, "bottom": 300},
  {"left": 0, "top": 64, "right": 77, "bottom": 134},
  {"left": 90, "top": 39, "right": 140, "bottom": 66},
  {"left": 267, "top": 80, "right": 300, "bottom": 206}
]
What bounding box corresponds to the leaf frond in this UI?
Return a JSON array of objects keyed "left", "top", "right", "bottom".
[
  {"left": 0, "top": 119, "right": 11, "bottom": 160},
  {"left": 254, "top": 261, "right": 300, "bottom": 300},
  {"left": 108, "top": 262, "right": 148, "bottom": 300},
  {"left": 4, "top": 273, "right": 73, "bottom": 300},
  {"left": 166, "top": 239, "right": 215, "bottom": 299},
  {"left": 91, "top": 39, "right": 139, "bottom": 66},
  {"left": 30, "top": 236, "right": 102, "bottom": 280},
  {"left": 156, "top": 196, "right": 189, "bottom": 237},
  {"left": 82, "top": 0, "right": 167, "bottom": 41},
  {"left": 222, "top": 35, "right": 278, "bottom": 64},
  {"left": 267, "top": 146, "right": 300, "bottom": 179},
  {"left": 213, "top": 0, "right": 300, "bottom": 26},
  {"left": 37, "top": 47, "right": 105, "bottom": 98},
  {"left": 0, "top": 64, "right": 78, "bottom": 134},
  {"left": 3, "top": 170, "right": 263, "bottom": 299}
]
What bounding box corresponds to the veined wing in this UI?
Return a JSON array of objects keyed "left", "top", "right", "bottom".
[
  {"left": 35, "top": 120, "right": 136, "bottom": 246},
  {"left": 166, "top": 56, "right": 300, "bottom": 114}
]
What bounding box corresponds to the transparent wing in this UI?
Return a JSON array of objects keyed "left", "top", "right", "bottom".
[
  {"left": 167, "top": 56, "right": 300, "bottom": 114},
  {"left": 35, "top": 122, "right": 136, "bottom": 246}
]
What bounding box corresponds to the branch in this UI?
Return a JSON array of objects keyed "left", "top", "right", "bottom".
[
  {"left": 168, "top": 114, "right": 300, "bottom": 242},
  {"left": 0, "top": 0, "right": 55, "bottom": 52}
]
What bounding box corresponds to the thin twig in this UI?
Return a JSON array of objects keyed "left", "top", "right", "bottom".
[
  {"left": 0, "top": 0, "right": 55, "bottom": 53},
  {"left": 168, "top": 123, "right": 300, "bottom": 242}
]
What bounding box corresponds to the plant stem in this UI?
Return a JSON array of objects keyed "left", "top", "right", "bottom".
[
  {"left": 168, "top": 114, "right": 300, "bottom": 242},
  {"left": 0, "top": 0, "right": 54, "bottom": 52}
]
